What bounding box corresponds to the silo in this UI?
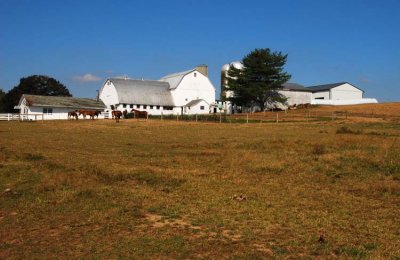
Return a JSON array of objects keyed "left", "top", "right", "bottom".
[{"left": 220, "top": 61, "right": 243, "bottom": 114}]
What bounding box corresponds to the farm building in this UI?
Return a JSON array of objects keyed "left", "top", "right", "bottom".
[
  {"left": 308, "top": 82, "right": 378, "bottom": 105},
  {"left": 15, "top": 94, "right": 106, "bottom": 120},
  {"left": 99, "top": 65, "right": 216, "bottom": 116},
  {"left": 220, "top": 62, "right": 312, "bottom": 113}
]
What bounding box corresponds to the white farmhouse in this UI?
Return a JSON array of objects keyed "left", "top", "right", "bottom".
[
  {"left": 15, "top": 94, "right": 106, "bottom": 120},
  {"left": 99, "top": 65, "right": 216, "bottom": 116},
  {"left": 308, "top": 82, "right": 378, "bottom": 105}
]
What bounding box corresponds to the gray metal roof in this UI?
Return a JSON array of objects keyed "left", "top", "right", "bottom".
[
  {"left": 281, "top": 83, "right": 312, "bottom": 92},
  {"left": 307, "top": 82, "right": 363, "bottom": 92},
  {"left": 20, "top": 94, "right": 106, "bottom": 109},
  {"left": 109, "top": 78, "right": 174, "bottom": 106},
  {"left": 160, "top": 69, "right": 195, "bottom": 89},
  {"left": 185, "top": 99, "right": 208, "bottom": 107}
]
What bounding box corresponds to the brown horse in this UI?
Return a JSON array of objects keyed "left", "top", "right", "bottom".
[
  {"left": 68, "top": 111, "right": 78, "bottom": 120},
  {"left": 131, "top": 109, "right": 148, "bottom": 120},
  {"left": 112, "top": 110, "right": 123, "bottom": 123},
  {"left": 78, "top": 110, "right": 101, "bottom": 120}
]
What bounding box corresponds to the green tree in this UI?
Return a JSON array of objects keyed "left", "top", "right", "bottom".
[
  {"left": 0, "top": 88, "right": 5, "bottom": 112},
  {"left": 2, "top": 75, "right": 72, "bottom": 112},
  {"left": 227, "top": 48, "right": 291, "bottom": 111}
]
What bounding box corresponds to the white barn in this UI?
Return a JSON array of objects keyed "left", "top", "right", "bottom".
[
  {"left": 15, "top": 94, "right": 106, "bottom": 120},
  {"left": 308, "top": 82, "right": 378, "bottom": 105},
  {"left": 99, "top": 66, "right": 216, "bottom": 116}
]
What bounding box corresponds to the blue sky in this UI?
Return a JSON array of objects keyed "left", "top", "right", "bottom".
[{"left": 1, "top": 0, "right": 399, "bottom": 101}]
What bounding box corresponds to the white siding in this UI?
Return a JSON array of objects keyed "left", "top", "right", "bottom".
[
  {"left": 312, "top": 91, "right": 330, "bottom": 100},
  {"left": 99, "top": 81, "right": 119, "bottom": 108},
  {"left": 185, "top": 100, "right": 209, "bottom": 115},
  {"left": 279, "top": 90, "right": 312, "bottom": 106},
  {"left": 331, "top": 83, "right": 363, "bottom": 100},
  {"left": 171, "top": 71, "right": 215, "bottom": 107}
]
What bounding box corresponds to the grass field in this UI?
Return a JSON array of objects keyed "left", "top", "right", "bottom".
[{"left": 1, "top": 106, "right": 400, "bottom": 258}]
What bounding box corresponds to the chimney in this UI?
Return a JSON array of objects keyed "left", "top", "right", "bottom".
[{"left": 195, "top": 64, "right": 208, "bottom": 77}]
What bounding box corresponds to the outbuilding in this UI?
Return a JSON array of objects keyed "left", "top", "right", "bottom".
[
  {"left": 15, "top": 94, "right": 106, "bottom": 120},
  {"left": 308, "top": 82, "right": 363, "bottom": 100},
  {"left": 308, "top": 82, "right": 378, "bottom": 105}
]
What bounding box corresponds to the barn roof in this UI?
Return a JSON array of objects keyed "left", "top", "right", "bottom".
[
  {"left": 109, "top": 78, "right": 174, "bottom": 106},
  {"left": 281, "top": 83, "right": 312, "bottom": 92},
  {"left": 307, "top": 82, "right": 364, "bottom": 92},
  {"left": 185, "top": 99, "right": 208, "bottom": 107},
  {"left": 160, "top": 69, "right": 195, "bottom": 89},
  {"left": 19, "top": 94, "right": 106, "bottom": 109}
]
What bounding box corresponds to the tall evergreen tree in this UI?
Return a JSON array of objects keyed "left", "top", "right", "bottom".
[
  {"left": 0, "top": 88, "right": 5, "bottom": 112},
  {"left": 227, "top": 48, "right": 291, "bottom": 111},
  {"left": 2, "top": 75, "right": 71, "bottom": 112}
]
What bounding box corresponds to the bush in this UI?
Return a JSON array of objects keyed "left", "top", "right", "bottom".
[{"left": 336, "top": 126, "right": 362, "bottom": 134}]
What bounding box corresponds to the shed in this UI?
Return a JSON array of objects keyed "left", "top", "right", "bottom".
[{"left": 16, "top": 94, "right": 106, "bottom": 120}]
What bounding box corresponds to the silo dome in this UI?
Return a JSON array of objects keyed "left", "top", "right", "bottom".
[
  {"left": 221, "top": 64, "right": 230, "bottom": 72},
  {"left": 231, "top": 61, "right": 244, "bottom": 70}
]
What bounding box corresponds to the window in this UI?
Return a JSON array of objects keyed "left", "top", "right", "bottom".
[
  {"left": 194, "top": 72, "right": 197, "bottom": 77},
  {"left": 123, "top": 104, "right": 127, "bottom": 108},
  {"left": 137, "top": 105, "right": 141, "bottom": 109},
  {"left": 143, "top": 105, "right": 147, "bottom": 109},
  {"left": 150, "top": 105, "right": 153, "bottom": 109},
  {"left": 43, "top": 108, "right": 53, "bottom": 114},
  {"left": 164, "top": 106, "right": 173, "bottom": 110},
  {"left": 156, "top": 106, "right": 160, "bottom": 110},
  {"left": 130, "top": 104, "right": 133, "bottom": 108},
  {"left": 200, "top": 106, "right": 205, "bottom": 110}
]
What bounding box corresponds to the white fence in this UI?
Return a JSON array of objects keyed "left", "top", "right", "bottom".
[
  {"left": 0, "top": 113, "right": 44, "bottom": 121},
  {"left": 311, "top": 98, "right": 378, "bottom": 106},
  {"left": 0, "top": 113, "right": 110, "bottom": 121}
]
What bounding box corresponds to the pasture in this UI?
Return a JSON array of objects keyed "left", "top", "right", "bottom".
[{"left": 0, "top": 111, "right": 399, "bottom": 258}]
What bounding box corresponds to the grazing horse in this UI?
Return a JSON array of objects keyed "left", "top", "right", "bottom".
[
  {"left": 112, "top": 110, "right": 123, "bottom": 123},
  {"left": 68, "top": 111, "right": 78, "bottom": 120},
  {"left": 131, "top": 109, "right": 148, "bottom": 120},
  {"left": 78, "top": 110, "right": 101, "bottom": 120}
]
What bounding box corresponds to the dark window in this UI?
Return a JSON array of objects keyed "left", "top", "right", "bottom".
[
  {"left": 43, "top": 108, "right": 53, "bottom": 114},
  {"left": 150, "top": 105, "right": 153, "bottom": 109},
  {"left": 164, "top": 106, "right": 173, "bottom": 110},
  {"left": 123, "top": 104, "right": 126, "bottom": 108},
  {"left": 200, "top": 106, "right": 205, "bottom": 110},
  {"left": 137, "top": 105, "right": 141, "bottom": 109},
  {"left": 194, "top": 72, "right": 197, "bottom": 77},
  {"left": 156, "top": 106, "right": 160, "bottom": 110},
  {"left": 130, "top": 104, "right": 133, "bottom": 108},
  {"left": 143, "top": 105, "right": 147, "bottom": 109}
]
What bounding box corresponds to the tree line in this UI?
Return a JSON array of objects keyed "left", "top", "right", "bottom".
[{"left": 0, "top": 75, "right": 71, "bottom": 112}]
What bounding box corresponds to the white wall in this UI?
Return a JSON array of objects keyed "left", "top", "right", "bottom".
[
  {"left": 311, "top": 98, "right": 378, "bottom": 105},
  {"left": 279, "top": 90, "right": 312, "bottom": 106},
  {"left": 185, "top": 100, "right": 209, "bottom": 115},
  {"left": 331, "top": 83, "right": 363, "bottom": 100},
  {"left": 312, "top": 91, "right": 330, "bottom": 100},
  {"left": 116, "top": 104, "right": 179, "bottom": 116},
  {"left": 99, "top": 80, "right": 119, "bottom": 108},
  {"left": 171, "top": 71, "right": 215, "bottom": 107}
]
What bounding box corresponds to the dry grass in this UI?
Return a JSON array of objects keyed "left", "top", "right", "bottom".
[{"left": 0, "top": 115, "right": 399, "bottom": 258}]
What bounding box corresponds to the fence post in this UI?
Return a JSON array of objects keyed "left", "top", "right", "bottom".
[
  {"left": 176, "top": 114, "right": 178, "bottom": 121},
  {"left": 196, "top": 114, "right": 198, "bottom": 122},
  {"left": 219, "top": 112, "right": 222, "bottom": 123},
  {"left": 7, "top": 113, "right": 10, "bottom": 121},
  {"left": 246, "top": 114, "right": 249, "bottom": 124},
  {"left": 161, "top": 112, "right": 163, "bottom": 121},
  {"left": 276, "top": 112, "right": 279, "bottom": 123}
]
